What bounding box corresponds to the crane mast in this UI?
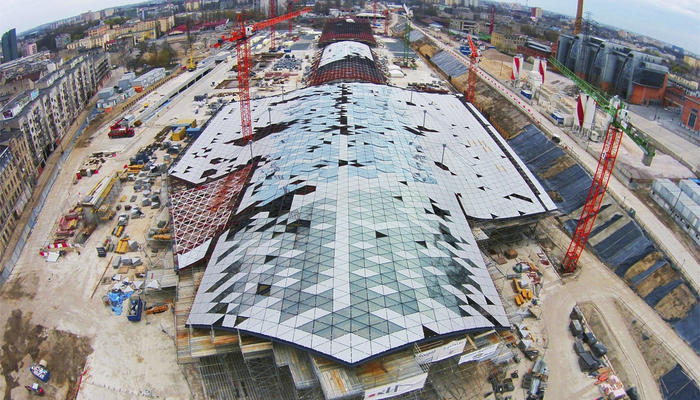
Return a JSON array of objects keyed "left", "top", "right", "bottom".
[
  {"left": 465, "top": 35, "right": 479, "bottom": 103},
  {"left": 574, "top": 0, "right": 584, "bottom": 34},
  {"left": 217, "top": 7, "right": 311, "bottom": 148},
  {"left": 270, "top": 0, "right": 276, "bottom": 50}
]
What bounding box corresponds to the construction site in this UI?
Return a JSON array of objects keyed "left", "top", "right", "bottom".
[{"left": 0, "top": 3, "right": 698, "bottom": 400}]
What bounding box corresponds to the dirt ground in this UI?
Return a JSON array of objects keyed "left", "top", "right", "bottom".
[
  {"left": 0, "top": 309, "right": 93, "bottom": 400},
  {"left": 0, "top": 53, "right": 240, "bottom": 400},
  {"left": 615, "top": 300, "right": 677, "bottom": 380}
]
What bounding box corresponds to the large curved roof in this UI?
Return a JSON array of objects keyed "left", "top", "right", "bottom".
[
  {"left": 175, "top": 83, "right": 556, "bottom": 365},
  {"left": 309, "top": 41, "right": 386, "bottom": 86}
]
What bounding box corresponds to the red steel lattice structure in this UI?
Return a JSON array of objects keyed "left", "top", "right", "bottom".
[
  {"left": 217, "top": 7, "right": 311, "bottom": 145},
  {"left": 270, "top": 0, "right": 276, "bottom": 49},
  {"left": 318, "top": 19, "right": 377, "bottom": 47},
  {"left": 286, "top": 0, "right": 300, "bottom": 33},
  {"left": 170, "top": 165, "right": 252, "bottom": 255},
  {"left": 561, "top": 124, "right": 624, "bottom": 273},
  {"left": 384, "top": 10, "right": 389, "bottom": 36},
  {"left": 465, "top": 35, "right": 479, "bottom": 103}
]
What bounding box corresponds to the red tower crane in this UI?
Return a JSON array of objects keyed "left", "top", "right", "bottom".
[
  {"left": 561, "top": 97, "right": 629, "bottom": 273},
  {"left": 384, "top": 9, "right": 389, "bottom": 36},
  {"left": 216, "top": 7, "right": 311, "bottom": 147},
  {"left": 270, "top": 0, "right": 276, "bottom": 50},
  {"left": 489, "top": 6, "right": 495, "bottom": 35},
  {"left": 373, "top": 0, "right": 377, "bottom": 27},
  {"left": 286, "top": 0, "right": 301, "bottom": 34},
  {"left": 465, "top": 34, "right": 479, "bottom": 103}
]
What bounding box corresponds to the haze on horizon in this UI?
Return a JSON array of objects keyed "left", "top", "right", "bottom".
[{"left": 0, "top": 0, "right": 698, "bottom": 54}]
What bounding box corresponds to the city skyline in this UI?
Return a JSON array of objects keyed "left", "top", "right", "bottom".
[
  {"left": 0, "top": 0, "right": 698, "bottom": 54},
  {"left": 530, "top": 0, "right": 700, "bottom": 54}
]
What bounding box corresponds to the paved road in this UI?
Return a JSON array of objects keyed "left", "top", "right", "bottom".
[
  {"left": 539, "top": 223, "right": 699, "bottom": 397},
  {"left": 627, "top": 111, "right": 700, "bottom": 174},
  {"left": 415, "top": 25, "right": 700, "bottom": 293}
]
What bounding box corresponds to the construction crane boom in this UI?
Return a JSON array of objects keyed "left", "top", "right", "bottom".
[{"left": 549, "top": 57, "right": 654, "bottom": 158}]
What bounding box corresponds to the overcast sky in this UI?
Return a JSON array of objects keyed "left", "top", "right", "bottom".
[
  {"left": 0, "top": 0, "right": 699, "bottom": 54},
  {"left": 530, "top": 0, "right": 700, "bottom": 54}
]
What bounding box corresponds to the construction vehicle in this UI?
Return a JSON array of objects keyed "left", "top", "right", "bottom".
[
  {"left": 108, "top": 118, "right": 135, "bottom": 138},
  {"left": 29, "top": 361, "right": 50, "bottom": 383},
  {"left": 127, "top": 296, "right": 144, "bottom": 322},
  {"left": 24, "top": 383, "right": 45, "bottom": 396}
]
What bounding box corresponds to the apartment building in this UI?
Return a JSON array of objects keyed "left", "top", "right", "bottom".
[
  {"left": 0, "top": 53, "right": 108, "bottom": 258},
  {"left": 0, "top": 53, "right": 109, "bottom": 171},
  {"left": 68, "top": 16, "right": 175, "bottom": 50},
  {"left": 0, "top": 136, "right": 33, "bottom": 258}
]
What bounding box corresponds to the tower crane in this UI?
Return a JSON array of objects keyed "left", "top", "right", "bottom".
[
  {"left": 187, "top": 43, "right": 196, "bottom": 71},
  {"left": 465, "top": 35, "right": 479, "bottom": 103},
  {"left": 215, "top": 7, "right": 311, "bottom": 151},
  {"left": 384, "top": 9, "right": 389, "bottom": 36},
  {"left": 489, "top": 6, "right": 495, "bottom": 35},
  {"left": 574, "top": 0, "right": 584, "bottom": 34},
  {"left": 270, "top": 0, "right": 276, "bottom": 50},
  {"left": 286, "top": 0, "right": 301, "bottom": 34},
  {"left": 373, "top": 0, "right": 378, "bottom": 27},
  {"left": 550, "top": 57, "right": 655, "bottom": 273}
]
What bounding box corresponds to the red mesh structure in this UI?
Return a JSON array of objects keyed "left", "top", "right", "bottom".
[
  {"left": 308, "top": 56, "right": 386, "bottom": 86},
  {"left": 170, "top": 165, "right": 252, "bottom": 256},
  {"left": 318, "top": 18, "right": 377, "bottom": 47}
]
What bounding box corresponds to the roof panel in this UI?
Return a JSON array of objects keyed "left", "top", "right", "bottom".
[{"left": 177, "top": 82, "right": 556, "bottom": 365}]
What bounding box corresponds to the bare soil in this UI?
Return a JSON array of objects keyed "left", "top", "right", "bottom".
[
  {"left": 0, "top": 274, "right": 37, "bottom": 301},
  {"left": 539, "top": 156, "right": 576, "bottom": 180},
  {"left": 636, "top": 264, "right": 680, "bottom": 297},
  {"left": 614, "top": 300, "right": 676, "bottom": 380},
  {"left": 0, "top": 310, "right": 93, "bottom": 400},
  {"left": 624, "top": 251, "right": 663, "bottom": 281},
  {"left": 654, "top": 283, "right": 697, "bottom": 320},
  {"left": 215, "top": 79, "right": 237, "bottom": 89}
]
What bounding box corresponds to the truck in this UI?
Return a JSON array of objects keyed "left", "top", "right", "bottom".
[{"left": 108, "top": 118, "right": 135, "bottom": 138}]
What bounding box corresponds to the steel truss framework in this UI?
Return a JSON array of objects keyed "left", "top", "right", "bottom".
[
  {"left": 169, "top": 165, "right": 252, "bottom": 255},
  {"left": 308, "top": 57, "right": 387, "bottom": 86},
  {"left": 318, "top": 19, "right": 377, "bottom": 47}
]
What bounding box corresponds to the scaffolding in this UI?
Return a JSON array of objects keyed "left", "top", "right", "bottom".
[
  {"left": 192, "top": 330, "right": 508, "bottom": 400},
  {"left": 239, "top": 333, "right": 287, "bottom": 400}
]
